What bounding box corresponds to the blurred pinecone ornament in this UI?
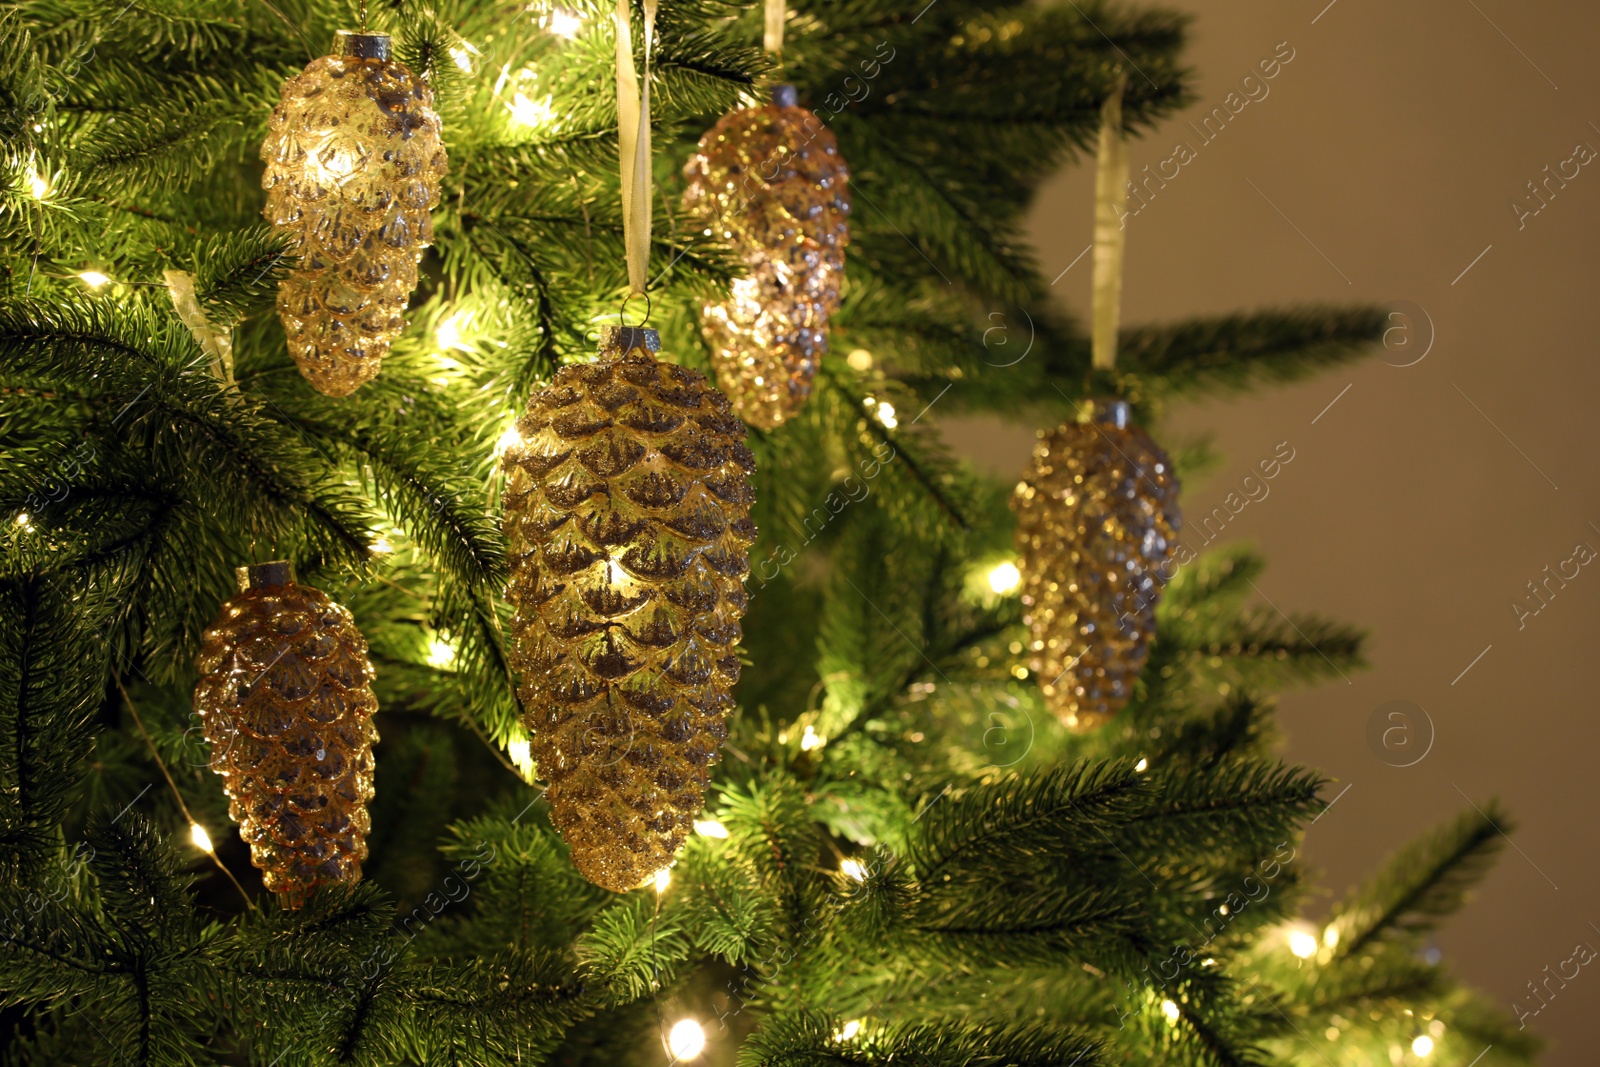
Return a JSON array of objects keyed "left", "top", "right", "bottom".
[
  {"left": 1012, "top": 400, "right": 1181, "bottom": 730},
  {"left": 682, "top": 84, "right": 851, "bottom": 430},
  {"left": 501, "top": 326, "right": 756, "bottom": 892},
  {"left": 261, "top": 30, "right": 447, "bottom": 397},
  {"left": 193, "top": 561, "right": 378, "bottom": 906}
]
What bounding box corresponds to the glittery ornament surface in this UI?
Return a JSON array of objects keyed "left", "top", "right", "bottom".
[
  {"left": 682, "top": 88, "right": 850, "bottom": 429},
  {"left": 501, "top": 327, "right": 756, "bottom": 892},
  {"left": 1012, "top": 401, "right": 1181, "bottom": 730},
  {"left": 262, "top": 32, "right": 446, "bottom": 397},
  {"left": 194, "top": 563, "right": 377, "bottom": 904}
]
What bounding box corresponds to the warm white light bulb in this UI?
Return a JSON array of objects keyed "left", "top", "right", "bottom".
[
  {"left": 27, "top": 171, "right": 48, "bottom": 199},
  {"left": 1288, "top": 930, "right": 1319, "bottom": 959},
  {"left": 667, "top": 1018, "right": 706, "bottom": 1060},
  {"left": 436, "top": 313, "right": 465, "bottom": 351},
  {"left": 694, "top": 820, "right": 728, "bottom": 839},
  {"left": 987, "top": 561, "right": 1021, "bottom": 595},
  {"left": 799, "top": 725, "right": 823, "bottom": 751},
  {"left": 544, "top": 8, "right": 584, "bottom": 39},
  {"left": 840, "top": 858, "right": 867, "bottom": 882},
  {"left": 449, "top": 42, "right": 478, "bottom": 72},
  {"left": 1161, "top": 999, "right": 1180, "bottom": 1024},
  {"left": 495, "top": 422, "right": 524, "bottom": 458},
  {"left": 1134, "top": 757, "right": 1149, "bottom": 772},
  {"left": 1411, "top": 1035, "right": 1434, "bottom": 1057},
  {"left": 507, "top": 737, "right": 533, "bottom": 779},
  {"left": 876, "top": 401, "right": 898, "bottom": 429},
  {"left": 834, "top": 1019, "right": 862, "bottom": 1041},
  {"left": 427, "top": 638, "right": 457, "bottom": 670},
  {"left": 190, "top": 823, "right": 214, "bottom": 853},
  {"left": 653, "top": 868, "right": 672, "bottom": 894},
  {"left": 79, "top": 271, "right": 110, "bottom": 288},
  {"left": 507, "top": 91, "right": 556, "bottom": 129}
]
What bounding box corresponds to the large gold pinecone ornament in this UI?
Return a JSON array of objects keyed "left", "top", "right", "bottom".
[
  {"left": 501, "top": 326, "right": 756, "bottom": 892},
  {"left": 193, "top": 561, "right": 378, "bottom": 905},
  {"left": 1012, "top": 400, "right": 1182, "bottom": 730},
  {"left": 261, "top": 31, "right": 447, "bottom": 397},
  {"left": 682, "top": 84, "right": 851, "bottom": 430}
]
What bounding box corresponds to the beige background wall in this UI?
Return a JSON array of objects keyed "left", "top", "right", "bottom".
[{"left": 947, "top": 0, "right": 1600, "bottom": 1061}]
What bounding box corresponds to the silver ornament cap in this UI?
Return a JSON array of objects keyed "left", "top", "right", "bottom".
[
  {"left": 1077, "top": 398, "right": 1131, "bottom": 429},
  {"left": 237, "top": 560, "right": 296, "bottom": 592},
  {"left": 334, "top": 30, "right": 392, "bottom": 60},
  {"left": 599, "top": 325, "right": 661, "bottom": 355}
]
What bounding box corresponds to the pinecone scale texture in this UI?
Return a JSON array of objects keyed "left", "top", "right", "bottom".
[
  {"left": 194, "top": 566, "right": 377, "bottom": 904},
  {"left": 502, "top": 332, "right": 756, "bottom": 892},
  {"left": 1013, "top": 401, "right": 1181, "bottom": 729},
  {"left": 261, "top": 32, "right": 446, "bottom": 397},
  {"left": 682, "top": 88, "right": 850, "bottom": 429}
]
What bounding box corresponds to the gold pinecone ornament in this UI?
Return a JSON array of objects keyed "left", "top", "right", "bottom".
[
  {"left": 501, "top": 326, "right": 756, "bottom": 892},
  {"left": 261, "top": 31, "right": 447, "bottom": 397},
  {"left": 1012, "top": 400, "right": 1182, "bottom": 730},
  {"left": 193, "top": 561, "right": 378, "bottom": 905},
  {"left": 682, "top": 84, "right": 851, "bottom": 430}
]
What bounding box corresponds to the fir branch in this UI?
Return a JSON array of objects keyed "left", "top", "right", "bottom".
[
  {"left": 224, "top": 883, "right": 409, "bottom": 1065},
  {"left": 826, "top": 372, "right": 969, "bottom": 531},
  {"left": 1150, "top": 692, "right": 1274, "bottom": 769},
  {"left": 1327, "top": 801, "right": 1509, "bottom": 959},
  {"left": 0, "top": 299, "right": 376, "bottom": 571},
  {"left": 1118, "top": 306, "right": 1388, "bottom": 398},
  {"left": 85, "top": 811, "right": 200, "bottom": 948},
  {"left": 0, "top": 571, "right": 104, "bottom": 874},
  {"left": 275, "top": 411, "right": 506, "bottom": 596},
  {"left": 0, "top": 12, "right": 52, "bottom": 148},
  {"left": 814, "top": 512, "right": 929, "bottom": 736},
  {"left": 1169, "top": 994, "right": 1269, "bottom": 1067},
  {"left": 1286, "top": 956, "right": 1444, "bottom": 1018},
  {"left": 1160, "top": 545, "right": 1266, "bottom": 614},
  {"left": 915, "top": 882, "right": 1140, "bottom": 968},
  {"left": 186, "top": 224, "right": 290, "bottom": 327},
  {"left": 722, "top": 774, "right": 824, "bottom": 928},
  {"left": 830, "top": 112, "right": 1042, "bottom": 309},
  {"left": 575, "top": 897, "right": 689, "bottom": 1004},
  {"left": 427, "top": 814, "right": 611, "bottom": 958},
  {"left": 676, "top": 839, "right": 779, "bottom": 962},
  {"left": 739, "top": 1010, "right": 1104, "bottom": 1067},
  {"left": 235, "top": 880, "right": 394, "bottom": 961},
  {"left": 1120, "top": 761, "right": 1323, "bottom": 857},
  {"left": 1441, "top": 992, "right": 1543, "bottom": 1062},
  {"left": 455, "top": 216, "right": 578, "bottom": 392},
  {"left": 410, "top": 949, "right": 588, "bottom": 1061},
  {"left": 1166, "top": 609, "right": 1366, "bottom": 690},
  {"left": 910, "top": 761, "right": 1148, "bottom": 885}
]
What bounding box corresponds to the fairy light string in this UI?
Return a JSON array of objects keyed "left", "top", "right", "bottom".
[{"left": 114, "top": 676, "right": 254, "bottom": 910}]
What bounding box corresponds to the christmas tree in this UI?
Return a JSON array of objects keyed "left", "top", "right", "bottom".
[{"left": 0, "top": 0, "right": 1539, "bottom": 1063}]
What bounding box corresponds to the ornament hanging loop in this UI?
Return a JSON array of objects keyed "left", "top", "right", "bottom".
[
  {"left": 618, "top": 290, "right": 653, "bottom": 328},
  {"left": 764, "top": 0, "right": 785, "bottom": 59},
  {"left": 1091, "top": 70, "right": 1130, "bottom": 373},
  {"left": 616, "top": 0, "right": 659, "bottom": 295}
]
